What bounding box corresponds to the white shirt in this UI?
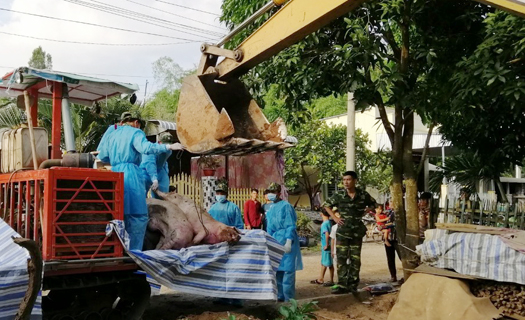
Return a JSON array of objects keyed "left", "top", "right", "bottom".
[{"left": 330, "top": 224, "right": 338, "bottom": 255}]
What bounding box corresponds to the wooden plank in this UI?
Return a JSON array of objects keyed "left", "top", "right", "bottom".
[
  {"left": 414, "top": 264, "right": 479, "bottom": 281},
  {"left": 436, "top": 223, "right": 516, "bottom": 235}
]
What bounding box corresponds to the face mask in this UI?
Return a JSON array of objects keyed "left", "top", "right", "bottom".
[
  {"left": 267, "top": 193, "right": 277, "bottom": 201},
  {"left": 215, "top": 195, "right": 227, "bottom": 203}
]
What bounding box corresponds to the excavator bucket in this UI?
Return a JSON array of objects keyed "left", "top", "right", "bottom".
[{"left": 176, "top": 72, "right": 294, "bottom": 155}]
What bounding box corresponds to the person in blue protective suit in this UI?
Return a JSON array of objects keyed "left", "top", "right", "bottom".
[
  {"left": 140, "top": 132, "right": 174, "bottom": 198},
  {"left": 208, "top": 180, "right": 244, "bottom": 230},
  {"left": 208, "top": 180, "right": 244, "bottom": 307},
  {"left": 266, "top": 182, "right": 303, "bottom": 302},
  {"left": 97, "top": 112, "right": 184, "bottom": 251}
]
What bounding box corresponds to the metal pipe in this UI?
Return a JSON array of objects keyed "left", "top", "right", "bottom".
[
  {"left": 23, "top": 91, "right": 39, "bottom": 170},
  {"left": 39, "top": 159, "right": 62, "bottom": 170},
  {"left": 44, "top": 257, "right": 133, "bottom": 265},
  {"left": 216, "top": 0, "right": 276, "bottom": 47},
  {"left": 61, "top": 84, "right": 76, "bottom": 152}
]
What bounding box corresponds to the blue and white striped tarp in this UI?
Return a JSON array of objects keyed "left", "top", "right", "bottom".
[
  {"left": 417, "top": 231, "right": 525, "bottom": 285},
  {"left": 0, "top": 218, "right": 42, "bottom": 320},
  {"left": 106, "top": 220, "right": 284, "bottom": 300}
]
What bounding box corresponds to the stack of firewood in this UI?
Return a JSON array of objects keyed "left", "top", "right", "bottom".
[{"left": 471, "top": 281, "right": 525, "bottom": 316}]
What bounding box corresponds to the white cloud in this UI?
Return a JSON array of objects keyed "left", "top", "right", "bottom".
[{"left": 0, "top": 0, "right": 227, "bottom": 98}]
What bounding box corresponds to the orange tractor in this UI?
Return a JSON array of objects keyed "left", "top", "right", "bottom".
[{"left": 0, "top": 68, "right": 148, "bottom": 320}]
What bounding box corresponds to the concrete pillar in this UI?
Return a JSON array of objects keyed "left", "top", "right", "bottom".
[{"left": 346, "top": 92, "right": 355, "bottom": 171}]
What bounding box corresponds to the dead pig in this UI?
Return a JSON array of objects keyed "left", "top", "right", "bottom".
[
  {"left": 154, "top": 191, "right": 241, "bottom": 246},
  {"left": 146, "top": 198, "right": 194, "bottom": 250}
]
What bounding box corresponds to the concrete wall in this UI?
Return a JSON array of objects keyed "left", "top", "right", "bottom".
[{"left": 323, "top": 107, "right": 431, "bottom": 151}]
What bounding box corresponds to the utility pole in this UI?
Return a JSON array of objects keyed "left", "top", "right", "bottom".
[
  {"left": 346, "top": 92, "right": 356, "bottom": 171},
  {"left": 142, "top": 80, "right": 148, "bottom": 107}
]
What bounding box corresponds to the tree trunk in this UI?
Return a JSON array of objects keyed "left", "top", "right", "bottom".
[{"left": 400, "top": 110, "right": 420, "bottom": 280}]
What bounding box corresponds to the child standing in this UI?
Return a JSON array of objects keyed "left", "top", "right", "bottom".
[
  {"left": 330, "top": 209, "right": 340, "bottom": 279},
  {"left": 375, "top": 204, "right": 392, "bottom": 247},
  {"left": 311, "top": 210, "right": 334, "bottom": 286}
]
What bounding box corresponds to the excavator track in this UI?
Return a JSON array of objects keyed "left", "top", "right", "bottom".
[{"left": 43, "top": 271, "right": 150, "bottom": 320}]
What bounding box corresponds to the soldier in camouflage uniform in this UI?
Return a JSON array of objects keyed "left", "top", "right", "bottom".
[{"left": 323, "top": 171, "right": 376, "bottom": 294}]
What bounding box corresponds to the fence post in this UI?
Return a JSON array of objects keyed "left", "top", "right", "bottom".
[{"left": 479, "top": 200, "right": 483, "bottom": 226}]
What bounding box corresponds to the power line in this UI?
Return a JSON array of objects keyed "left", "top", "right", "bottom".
[
  {"left": 124, "top": 0, "right": 226, "bottom": 31},
  {"left": 0, "top": 31, "right": 206, "bottom": 46},
  {"left": 0, "top": 7, "right": 202, "bottom": 41},
  {"left": 64, "top": 0, "right": 224, "bottom": 38},
  {"left": 65, "top": 0, "right": 221, "bottom": 38},
  {"left": 153, "top": 0, "right": 221, "bottom": 16}
]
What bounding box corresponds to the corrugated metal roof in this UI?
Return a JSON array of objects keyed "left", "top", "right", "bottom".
[
  {"left": 147, "top": 119, "right": 177, "bottom": 130},
  {"left": 0, "top": 67, "right": 138, "bottom": 106}
]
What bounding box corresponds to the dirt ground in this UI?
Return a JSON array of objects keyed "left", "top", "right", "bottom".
[{"left": 143, "top": 239, "right": 402, "bottom": 320}]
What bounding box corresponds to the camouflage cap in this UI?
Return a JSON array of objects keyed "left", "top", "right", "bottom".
[
  {"left": 121, "top": 111, "right": 133, "bottom": 121},
  {"left": 121, "top": 111, "right": 142, "bottom": 121},
  {"left": 215, "top": 179, "right": 229, "bottom": 193},
  {"left": 267, "top": 182, "right": 281, "bottom": 192},
  {"left": 159, "top": 132, "right": 174, "bottom": 143},
  {"left": 121, "top": 111, "right": 144, "bottom": 128}
]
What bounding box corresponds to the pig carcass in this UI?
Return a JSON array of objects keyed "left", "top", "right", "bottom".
[
  {"left": 145, "top": 191, "right": 241, "bottom": 250},
  {"left": 146, "top": 198, "right": 194, "bottom": 250}
]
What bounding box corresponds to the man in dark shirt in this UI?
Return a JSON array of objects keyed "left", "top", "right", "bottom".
[
  {"left": 324, "top": 171, "right": 376, "bottom": 294},
  {"left": 244, "top": 189, "right": 263, "bottom": 229}
]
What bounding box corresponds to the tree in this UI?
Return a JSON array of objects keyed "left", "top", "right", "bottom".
[
  {"left": 285, "top": 119, "right": 391, "bottom": 210},
  {"left": 221, "top": 0, "right": 491, "bottom": 274},
  {"left": 152, "top": 57, "right": 189, "bottom": 91},
  {"left": 28, "top": 46, "right": 52, "bottom": 70},
  {"left": 429, "top": 152, "right": 502, "bottom": 198},
  {"left": 306, "top": 94, "right": 347, "bottom": 119},
  {"left": 142, "top": 88, "right": 180, "bottom": 121},
  {"left": 144, "top": 57, "right": 193, "bottom": 121},
  {"left": 434, "top": 11, "right": 525, "bottom": 202}
]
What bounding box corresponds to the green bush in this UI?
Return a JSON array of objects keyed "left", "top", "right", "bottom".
[{"left": 279, "top": 299, "right": 318, "bottom": 320}]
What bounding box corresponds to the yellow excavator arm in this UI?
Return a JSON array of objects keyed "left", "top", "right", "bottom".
[{"left": 177, "top": 0, "right": 525, "bottom": 155}]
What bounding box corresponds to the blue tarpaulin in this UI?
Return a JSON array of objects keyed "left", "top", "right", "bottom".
[
  {"left": 0, "top": 218, "right": 41, "bottom": 320},
  {"left": 106, "top": 220, "right": 284, "bottom": 300}
]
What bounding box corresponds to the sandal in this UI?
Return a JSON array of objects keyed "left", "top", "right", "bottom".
[
  {"left": 323, "top": 281, "right": 334, "bottom": 287},
  {"left": 310, "top": 279, "right": 323, "bottom": 285}
]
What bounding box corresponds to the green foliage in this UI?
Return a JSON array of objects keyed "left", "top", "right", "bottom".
[
  {"left": 152, "top": 57, "right": 190, "bottom": 91},
  {"left": 220, "top": 313, "right": 237, "bottom": 320},
  {"left": 145, "top": 57, "right": 193, "bottom": 121},
  {"left": 285, "top": 119, "right": 391, "bottom": 208},
  {"left": 261, "top": 84, "right": 289, "bottom": 123},
  {"left": 28, "top": 46, "right": 52, "bottom": 70},
  {"left": 143, "top": 88, "right": 180, "bottom": 121},
  {"left": 435, "top": 11, "right": 525, "bottom": 179},
  {"left": 0, "top": 103, "right": 24, "bottom": 128},
  {"left": 306, "top": 94, "right": 347, "bottom": 119},
  {"left": 278, "top": 299, "right": 317, "bottom": 320},
  {"left": 284, "top": 120, "right": 347, "bottom": 200},
  {"left": 296, "top": 212, "right": 312, "bottom": 237},
  {"left": 197, "top": 155, "right": 221, "bottom": 169},
  {"left": 221, "top": 0, "right": 489, "bottom": 120}
]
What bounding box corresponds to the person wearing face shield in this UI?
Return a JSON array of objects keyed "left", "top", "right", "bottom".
[
  {"left": 208, "top": 180, "right": 244, "bottom": 230},
  {"left": 265, "top": 182, "right": 303, "bottom": 302},
  {"left": 140, "top": 132, "right": 175, "bottom": 199},
  {"left": 97, "top": 112, "right": 184, "bottom": 250}
]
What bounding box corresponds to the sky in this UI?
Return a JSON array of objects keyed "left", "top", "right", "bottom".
[{"left": 0, "top": 0, "right": 228, "bottom": 100}]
